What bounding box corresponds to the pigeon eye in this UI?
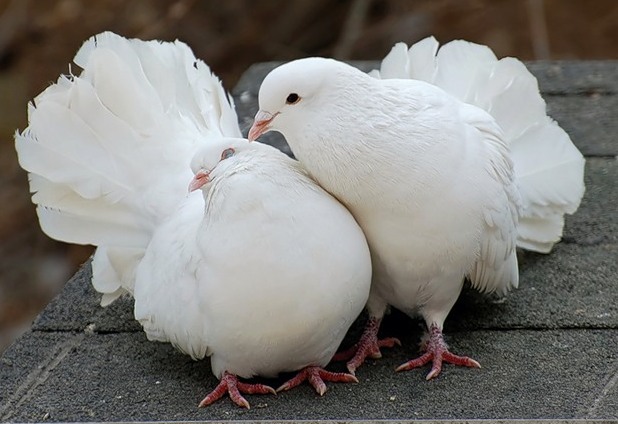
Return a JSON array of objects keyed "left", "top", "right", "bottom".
[
  {"left": 286, "top": 93, "right": 300, "bottom": 105},
  {"left": 221, "top": 148, "right": 235, "bottom": 160}
]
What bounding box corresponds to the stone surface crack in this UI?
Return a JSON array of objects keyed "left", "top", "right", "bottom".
[
  {"left": 0, "top": 333, "right": 84, "bottom": 421},
  {"left": 586, "top": 363, "right": 618, "bottom": 418}
]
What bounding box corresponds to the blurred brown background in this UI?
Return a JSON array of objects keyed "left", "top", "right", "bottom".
[{"left": 1, "top": 0, "right": 617, "bottom": 353}]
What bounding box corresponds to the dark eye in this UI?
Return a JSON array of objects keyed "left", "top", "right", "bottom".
[
  {"left": 286, "top": 93, "right": 300, "bottom": 105},
  {"left": 221, "top": 148, "right": 235, "bottom": 160}
]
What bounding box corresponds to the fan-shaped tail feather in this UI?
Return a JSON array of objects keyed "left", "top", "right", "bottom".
[
  {"left": 375, "top": 37, "right": 585, "bottom": 252},
  {"left": 15, "top": 31, "right": 240, "bottom": 303}
]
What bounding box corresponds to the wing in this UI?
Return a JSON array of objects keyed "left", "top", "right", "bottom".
[
  {"left": 466, "top": 107, "right": 521, "bottom": 295},
  {"left": 469, "top": 189, "right": 520, "bottom": 296},
  {"left": 133, "top": 193, "right": 211, "bottom": 360}
]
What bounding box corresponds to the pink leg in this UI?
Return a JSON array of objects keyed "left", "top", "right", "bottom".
[
  {"left": 333, "top": 317, "right": 401, "bottom": 375},
  {"left": 198, "top": 372, "right": 276, "bottom": 409},
  {"left": 277, "top": 366, "right": 358, "bottom": 396},
  {"left": 396, "top": 324, "right": 481, "bottom": 380}
]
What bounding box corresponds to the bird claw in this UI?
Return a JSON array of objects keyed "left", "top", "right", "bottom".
[
  {"left": 395, "top": 325, "right": 481, "bottom": 380},
  {"left": 277, "top": 366, "right": 358, "bottom": 396},
  {"left": 347, "top": 336, "right": 401, "bottom": 374},
  {"left": 199, "top": 372, "right": 276, "bottom": 409},
  {"left": 337, "top": 317, "right": 400, "bottom": 375}
]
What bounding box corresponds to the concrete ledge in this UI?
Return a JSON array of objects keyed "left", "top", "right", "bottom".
[{"left": 1, "top": 61, "right": 617, "bottom": 422}]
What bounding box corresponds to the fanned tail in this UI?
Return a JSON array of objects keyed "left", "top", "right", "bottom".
[
  {"left": 15, "top": 31, "right": 240, "bottom": 303},
  {"left": 374, "top": 37, "right": 585, "bottom": 253}
]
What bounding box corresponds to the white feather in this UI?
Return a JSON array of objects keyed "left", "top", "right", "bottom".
[
  {"left": 376, "top": 42, "right": 410, "bottom": 79},
  {"left": 376, "top": 37, "right": 585, "bottom": 253},
  {"left": 406, "top": 36, "right": 439, "bottom": 82},
  {"left": 15, "top": 31, "right": 240, "bottom": 304}
]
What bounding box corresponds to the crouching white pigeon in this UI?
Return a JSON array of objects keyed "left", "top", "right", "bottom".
[
  {"left": 249, "top": 36, "right": 585, "bottom": 380},
  {"left": 15, "top": 31, "right": 372, "bottom": 408},
  {"left": 139, "top": 138, "right": 371, "bottom": 407}
]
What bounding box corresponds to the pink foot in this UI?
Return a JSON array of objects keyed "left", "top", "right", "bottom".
[
  {"left": 395, "top": 324, "right": 481, "bottom": 380},
  {"left": 277, "top": 366, "right": 358, "bottom": 396},
  {"left": 333, "top": 317, "right": 400, "bottom": 375},
  {"left": 198, "top": 372, "right": 276, "bottom": 409}
]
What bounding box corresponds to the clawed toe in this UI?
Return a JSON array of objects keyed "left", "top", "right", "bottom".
[
  {"left": 199, "top": 372, "right": 276, "bottom": 409},
  {"left": 277, "top": 366, "right": 358, "bottom": 396},
  {"left": 395, "top": 325, "right": 481, "bottom": 380}
]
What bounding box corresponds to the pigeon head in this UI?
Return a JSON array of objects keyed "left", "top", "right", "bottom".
[
  {"left": 188, "top": 138, "right": 253, "bottom": 192},
  {"left": 248, "top": 58, "right": 362, "bottom": 142}
]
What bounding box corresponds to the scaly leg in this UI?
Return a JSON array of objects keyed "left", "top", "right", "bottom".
[
  {"left": 396, "top": 323, "right": 480, "bottom": 380},
  {"left": 333, "top": 317, "right": 401, "bottom": 375}
]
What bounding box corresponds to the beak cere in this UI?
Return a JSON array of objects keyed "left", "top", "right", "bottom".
[
  {"left": 188, "top": 170, "right": 210, "bottom": 192},
  {"left": 248, "top": 110, "right": 275, "bottom": 141}
]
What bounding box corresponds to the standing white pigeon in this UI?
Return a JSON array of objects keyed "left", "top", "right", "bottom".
[
  {"left": 15, "top": 32, "right": 372, "bottom": 408},
  {"left": 249, "top": 37, "right": 585, "bottom": 380}
]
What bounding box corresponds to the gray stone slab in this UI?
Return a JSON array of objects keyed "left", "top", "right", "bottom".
[
  {"left": 547, "top": 95, "right": 618, "bottom": 157},
  {"left": 449, "top": 243, "right": 618, "bottom": 331},
  {"left": 3, "top": 61, "right": 617, "bottom": 423},
  {"left": 564, "top": 157, "right": 618, "bottom": 245},
  {"left": 2, "top": 330, "right": 616, "bottom": 422},
  {"left": 526, "top": 61, "right": 618, "bottom": 95},
  {"left": 32, "top": 265, "right": 140, "bottom": 333},
  {"left": 0, "top": 332, "right": 82, "bottom": 420}
]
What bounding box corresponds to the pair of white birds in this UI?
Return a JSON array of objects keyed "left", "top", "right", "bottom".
[{"left": 15, "top": 32, "right": 584, "bottom": 408}]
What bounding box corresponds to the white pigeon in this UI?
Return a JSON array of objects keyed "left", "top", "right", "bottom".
[
  {"left": 138, "top": 138, "right": 371, "bottom": 407},
  {"left": 15, "top": 32, "right": 372, "bottom": 408},
  {"left": 249, "top": 36, "right": 585, "bottom": 380}
]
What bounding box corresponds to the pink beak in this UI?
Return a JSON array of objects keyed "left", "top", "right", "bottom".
[
  {"left": 188, "top": 170, "right": 210, "bottom": 192},
  {"left": 248, "top": 110, "right": 275, "bottom": 141}
]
